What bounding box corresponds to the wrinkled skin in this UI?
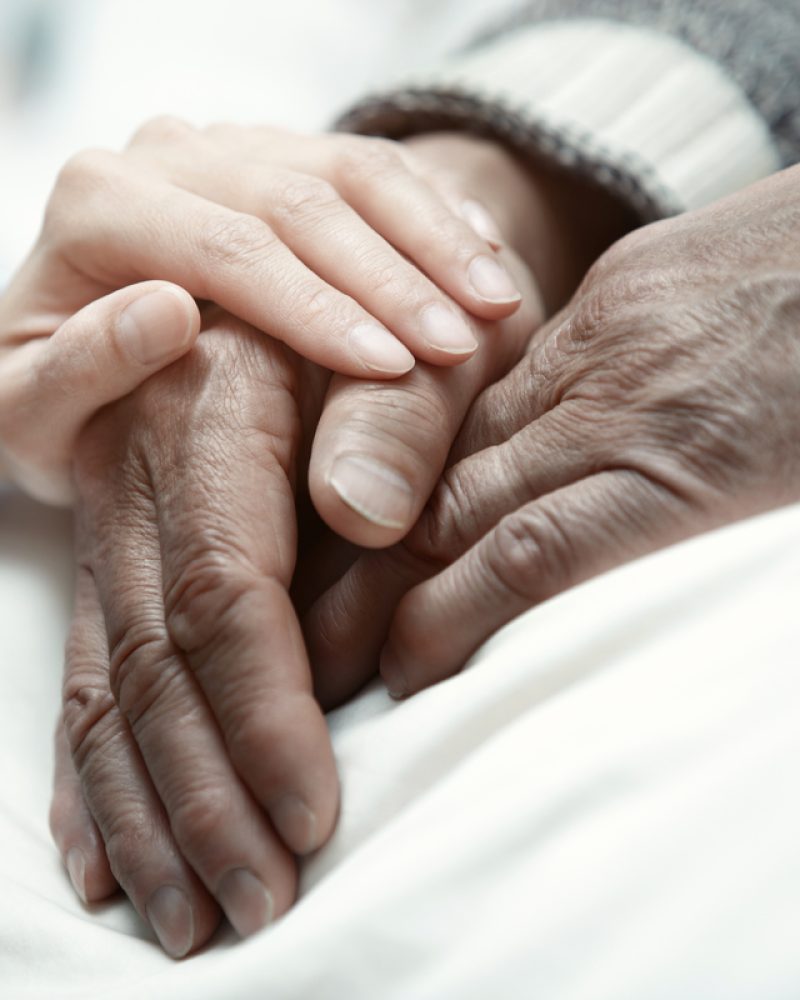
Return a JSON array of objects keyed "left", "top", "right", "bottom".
[
  {"left": 52, "top": 311, "right": 333, "bottom": 955},
  {"left": 304, "top": 165, "right": 800, "bottom": 704},
  {"left": 50, "top": 245, "right": 544, "bottom": 956}
]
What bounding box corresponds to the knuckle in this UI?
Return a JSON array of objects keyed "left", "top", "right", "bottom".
[
  {"left": 405, "top": 466, "right": 481, "bottom": 569},
  {"left": 164, "top": 546, "right": 258, "bottom": 655},
  {"left": 196, "top": 212, "right": 277, "bottom": 274},
  {"left": 107, "top": 621, "right": 178, "bottom": 728},
  {"left": 44, "top": 148, "right": 119, "bottom": 236},
  {"left": 487, "top": 506, "right": 571, "bottom": 601},
  {"left": 418, "top": 210, "right": 466, "bottom": 253},
  {"left": 169, "top": 783, "right": 236, "bottom": 851},
  {"left": 582, "top": 226, "right": 645, "bottom": 288},
  {"left": 297, "top": 280, "right": 345, "bottom": 325},
  {"left": 222, "top": 708, "right": 277, "bottom": 775},
  {"left": 361, "top": 256, "right": 406, "bottom": 298},
  {"left": 52, "top": 148, "right": 117, "bottom": 196},
  {"left": 62, "top": 671, "right": 118, "bottom": 771},
  {"left": 334, "top": 136, "right": 403, "bottom": 185},
  {"left": 578, "top": 231, "right": 674, "bottom": 321},
  {"left": 269, "top": 175, "right": 340, "bottom": 227},
  {"left": 104, "top": 808, "right": 163, "bottom": 883},
  {"left": 127, "top": 114, "right": 193, "bottom": 148}
]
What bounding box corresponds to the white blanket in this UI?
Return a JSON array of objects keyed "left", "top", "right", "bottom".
[{"left": 2, "top": 492, "right": 799, "bottom": 999}]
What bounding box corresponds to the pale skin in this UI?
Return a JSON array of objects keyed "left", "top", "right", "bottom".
[{"left": 0, "top": 121, "right": 525, "bottom": 505}]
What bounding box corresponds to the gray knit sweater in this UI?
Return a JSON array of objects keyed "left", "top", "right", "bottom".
[{"left": 338, "top": 0, "right": 800, "bottom": 222}]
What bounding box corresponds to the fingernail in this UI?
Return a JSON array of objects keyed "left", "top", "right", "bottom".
[
  {"left": 419, "top": 303, "right": 478, "bottom": 356},
  {"left": 468, "top": 255, "right": 521, "bottom": 304},
  {"left": 217, "top": 868, "right": 274, "bottom": 938},
  {"left": 328, "top": 454, "right": 414, "bottom": 529},
  {"left": 117, "top": 288, "right": 193, "bottom": 365},
  {"left": 146, "top": 885, "right": 194, "bottom": 958},
  {"left": 65, "top": 847, "right": 86, "bottom": 903},
  {"left": 461, "top": 199, "right": 503, "bottom": 249},
  {"left": 381, "top": 648, "right": 408, "bottom": 700},
  {"left": 348, "top": 323, "right": 415, "bottom": 375},
  {"left": 271, "top": 795, "right": 318, "bottom": 855}
]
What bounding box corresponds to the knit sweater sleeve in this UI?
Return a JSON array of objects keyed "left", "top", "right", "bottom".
[{"left": 335, "top": 1, "right": 799, "bottom": 223}]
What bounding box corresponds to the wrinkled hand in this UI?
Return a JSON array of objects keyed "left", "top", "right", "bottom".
[
  {"left": 49, "top": 309, "right": 337, "bottom": 955},
  {"left": 304, "top": 166, "right": 800, "bottom": 702}
]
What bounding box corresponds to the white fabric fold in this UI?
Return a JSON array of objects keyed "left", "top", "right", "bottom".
[{"left": 2, "top": 491, "right": 799, "bottom": 998}]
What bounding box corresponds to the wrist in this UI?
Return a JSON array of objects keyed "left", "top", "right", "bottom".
[{"left": 403, "top": 131, "right": 637, "bottom": 314}]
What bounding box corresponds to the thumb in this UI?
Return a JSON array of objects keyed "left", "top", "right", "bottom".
[{"left": 0, "top": 281, "right": 200, "bottom": 504}]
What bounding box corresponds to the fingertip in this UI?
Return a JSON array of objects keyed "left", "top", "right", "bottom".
[
  {"left": 466, "top": 255, "right": 524, "bottom": 315},
  {"left": 380, "top": 646, "right": 409, "bottom": 700},
  {"left": 82, "top": 850, "right": 119, "bottom": 903},
  {"left": 418, "top": 302, "right": 479, "bottom": 362},
  {"left": 65, "top": 847, "right": 87, "bottom": 903},
  {"left": 348, "top": 323, "right": 415, "bottom": 377},
  {"left": 116, "top": 282, "right": 200, "bottom": 367},
  {"left": 270, "top": 795, "right": 319, "bottom": 856},
  {"left": 61, "top": 839, "right": 118, "bottom": 904}
]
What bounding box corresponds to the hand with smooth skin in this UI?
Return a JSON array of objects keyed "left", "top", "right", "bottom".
[
  {"left": 0, "top": 119, "right": 519, "bottom": 504},
  {"left": 304, "top": 165, "right": 800, "bottom": 705}
]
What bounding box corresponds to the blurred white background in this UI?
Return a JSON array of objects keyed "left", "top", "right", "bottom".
[{"left": 0, "top": 0, "right": 508, "bottom": 282}]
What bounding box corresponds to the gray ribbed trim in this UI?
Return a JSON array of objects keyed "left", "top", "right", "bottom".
[
  {"left": 336, "top": 89, "right": 679, "bottom": 225},
  {"left": 468, "top": 0, "right": 800, "bottom": 167}
]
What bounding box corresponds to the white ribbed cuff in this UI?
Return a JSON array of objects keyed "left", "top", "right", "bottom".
[{"left": 340, "top": 19, "right": 781, "bottom": 219}]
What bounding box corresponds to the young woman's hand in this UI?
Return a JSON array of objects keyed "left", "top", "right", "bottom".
[{"left": 0, "top": 120, "right": 522, "bottom": 503}]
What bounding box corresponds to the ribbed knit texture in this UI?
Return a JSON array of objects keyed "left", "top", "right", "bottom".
[
  {"left": 470, "top": 0, "right": 800, "bottom": 167},
  {"left": 337, "top": 0, "right": 794, "bottom": 223}
]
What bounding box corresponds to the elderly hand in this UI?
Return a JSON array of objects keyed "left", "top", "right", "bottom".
[
  {"left": 0, "top": 120, "right": 519, "bottom": 503},
  {"left": 49, "top": 308, "right": 338, "bottom": 956},
  {"left": 304, "top": 166, "right": 800, "bottom": 702}
]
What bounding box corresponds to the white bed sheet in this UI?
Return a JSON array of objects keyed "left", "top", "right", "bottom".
[{"left": 2, "top": 492, "right": 799, "bottom": 999}]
